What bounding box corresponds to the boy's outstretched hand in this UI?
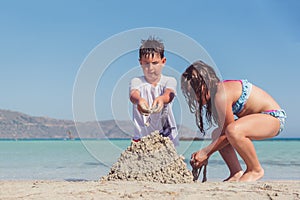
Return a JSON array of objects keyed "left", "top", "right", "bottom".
[
  {"left": 137, "top": 98, "right": 151, "bottom": 116},
  {"left": 151, "top": 96, "right": 164, "bottom": 113}
]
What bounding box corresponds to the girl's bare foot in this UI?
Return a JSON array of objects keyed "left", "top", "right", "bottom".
[
  {"left": 239, "top": 168, "right": 264, "bottom": 182},
  {"left": 223, "top": 170, "right": 243, "bottom": 182}
]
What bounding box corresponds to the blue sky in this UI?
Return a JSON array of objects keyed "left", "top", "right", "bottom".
[{"left": 0, "top": 0, "right": 299, "bottom": 137}]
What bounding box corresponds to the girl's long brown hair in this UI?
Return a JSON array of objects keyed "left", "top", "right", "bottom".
[{"left": 181, "top": 61, "right": 220, "bottom": 134}]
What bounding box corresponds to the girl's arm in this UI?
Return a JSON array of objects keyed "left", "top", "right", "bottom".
[
  {"left": 191, "top": 130, "right": 229, "bottom": 168},
  {"left": 191, "top": 87, "right": 235, "bottom": 168},
  {"left": 209, "top": 84, "right": 235, "bottom": 151}
]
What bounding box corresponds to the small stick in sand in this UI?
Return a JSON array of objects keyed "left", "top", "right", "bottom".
[{"left": 192, "top": 164, "right": 207, "bottom": 183}]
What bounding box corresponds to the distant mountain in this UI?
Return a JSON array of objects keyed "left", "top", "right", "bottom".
[{"left": 0, "top": 109, "right": 202, "bottom": 140}]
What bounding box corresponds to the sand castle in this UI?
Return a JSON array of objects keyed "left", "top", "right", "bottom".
[{"left": 102, "top": 131, "right": 194, "bottom": 184}]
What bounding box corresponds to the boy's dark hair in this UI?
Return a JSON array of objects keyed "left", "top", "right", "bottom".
[{"left": 139, "top": 36, "right": 164, "bottom": 59}]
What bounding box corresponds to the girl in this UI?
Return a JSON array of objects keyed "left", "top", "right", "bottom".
[{"left": 181, "top": 61, "right": 287, "bottom": 182}]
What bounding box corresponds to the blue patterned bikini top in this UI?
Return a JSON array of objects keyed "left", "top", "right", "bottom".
[{"left": 224, "top": 79, "right": 253, "bottom": 115}]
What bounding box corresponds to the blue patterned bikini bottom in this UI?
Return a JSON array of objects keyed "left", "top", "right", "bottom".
[
  {"left": 262, "top": 109, "right": 287, "bottom": 135},
  {"left": 228, "top": 79, "right": 287, "bottom": 135}
]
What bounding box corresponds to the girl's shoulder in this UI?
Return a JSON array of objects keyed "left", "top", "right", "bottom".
[
  {"left": 215, "top": 81, "right": 241, "bottom": 103},
  {"left": 222, "top": 79, "right": 242, "bottom": 83},
  {"left": 215, "top": 83, "right": 227, "bottom": 100}
]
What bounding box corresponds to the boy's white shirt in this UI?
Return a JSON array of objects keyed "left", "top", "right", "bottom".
[{"left": 130, "top": 75, "right": 179, "bottom": 145}]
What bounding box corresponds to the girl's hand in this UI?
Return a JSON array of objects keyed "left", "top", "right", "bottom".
[{"left": 190, "top": 150, "right": 209, "bottom": 169}]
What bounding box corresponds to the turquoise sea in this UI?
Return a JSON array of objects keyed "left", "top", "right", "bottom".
[{"left": 0, "top": 138, "right": 299, "bottom": 181}]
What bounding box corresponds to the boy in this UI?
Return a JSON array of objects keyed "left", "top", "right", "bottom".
[{"left": 129, "top": 37, "right": 179, "bottom": 145}]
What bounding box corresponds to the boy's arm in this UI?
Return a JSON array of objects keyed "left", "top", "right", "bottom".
[
  {"left": 152, "top": 88, "right": 175, "bottom": 112},
  {"left": 155, "top": 88, "right": 175, "bottom": 104},
  {"left": 130, "top": 89, "right": 151, "bottom": 115},
  {"left": 152, "top": 77, "right": 177, "bottom": 112},
  {"left": 129, "top": 89, "right": 142, "bottom": 104}
]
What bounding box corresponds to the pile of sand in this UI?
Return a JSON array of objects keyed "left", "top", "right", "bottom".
[{"left": 101, "top": 131, "right": 193, "bottom": 184}]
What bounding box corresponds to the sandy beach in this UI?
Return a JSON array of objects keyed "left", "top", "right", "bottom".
[
  {"left": 2, "top": 133, "right": 298, "bottom": 199},
  {"left": 0, "top": 180, "right": 299, "bottom": 200}
]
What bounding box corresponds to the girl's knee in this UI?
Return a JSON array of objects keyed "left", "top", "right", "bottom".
[
  {"left": 212, "top": 128, "right": 222, "bottom": 140},
  {"left": 225, "top": 123, "right": 240, "bottom": 140}
]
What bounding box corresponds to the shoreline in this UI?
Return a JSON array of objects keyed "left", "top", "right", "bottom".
[
  {"left": 1, "top": 180, "right": 299, "bottom": 199},
  {"left": 0, "top": 137, "right": 299, "bottom": 141}
]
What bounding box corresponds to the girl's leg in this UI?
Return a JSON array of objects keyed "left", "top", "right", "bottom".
[
  {"left": 225, "top": 114, "right": 280, "bottom": 182},
  {"left": 219, "top": 145, "right": 243, "bottom": 181},
  {"left": 211, "top": 128, "right": 243, "bottom": 181}
]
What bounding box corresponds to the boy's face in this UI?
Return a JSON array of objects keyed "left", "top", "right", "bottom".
[{"left": 139, "top": 53, "right": 166, "bottom": 84}]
